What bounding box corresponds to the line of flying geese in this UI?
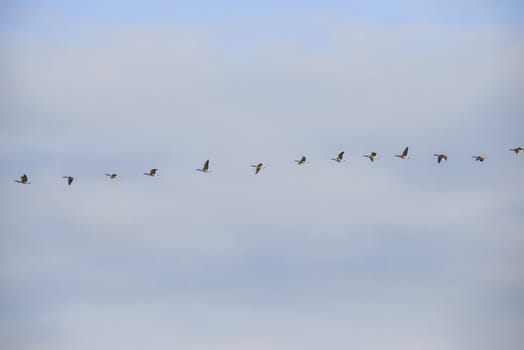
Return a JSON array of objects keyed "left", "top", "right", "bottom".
[{"left": 13, "top": 147, "right": 524, "bottom": 186}]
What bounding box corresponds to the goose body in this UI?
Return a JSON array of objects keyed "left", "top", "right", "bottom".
[
  {"left": 251, "top": 163, "right": 265, "bottom": 175},
  {"left": 433, "top": 154, "right": 448, "bottom": 164},
  {"left": 62, "top": 176, "right": 76, "bottom": 185},
  {"left": 332, "top": 151, "right": 345, "bottom": 163},
  {"left": 144, "top": 169, "right": 158, "bottom": 176},
  {"left": 363, "top": 152, "right": 377, "bottom": 162},
  {"left": 196, "top": 160, "right": 210, "bottom": 173},
  {"left": 509, "top": 147, "right": 523, "bottom": 154},
  {"left": 472, "top": 156, "right": 486, "bottom": 162},
  {"left": 395, "top": 147, "right": 409, "bottom": 160},
  {"left": 295, "top": 156, "right": 308, "bottom": 165},
  {"left": 14, "top": 174, "right": 30, "bottom": 184},
  {"left": 106, "top": 173, "right": 120, "bottom": 179}
]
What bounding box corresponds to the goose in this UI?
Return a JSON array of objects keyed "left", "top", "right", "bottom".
[
  {"left": 14, "top": 174, "right": 30, "bottom": 184},
  {"left": 363, "top": 152, "right": 377, "bottom": 162},
  {"left": 251, "top": 163, "right": 265, "bottom": 175},
  {"left": 433, "top": 154, "right": 448, "bottom": 164},
  {"left": 105, "top": 173, "right": 120, "bottom": 179},
  {"left": 395, "top": 147, "right": 409, "bottom": 160},
  {"left": 196, "top": 160, "right": 210, "bottom": 173},
  {"left": 509, "top": 147, "right": 523, "bottom": 154},
  {"left": 144, "top": 169, "right": 158, "bottom": 176},
  {"left": 295, "top": 156, "right": 308, "bottom": 165},
  {"left": 62, "top": 176, "right": 76, "bottom": 186},
  {"left": 332, "top": 151, "right": 345, "bottom": 163},
  {"left": 472, "top": 156, "right": 486, "bottom": 162}
]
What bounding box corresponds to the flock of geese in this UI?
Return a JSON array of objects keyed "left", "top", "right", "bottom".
[{"left": 13, "top": 146, "right": 524, "bottom": 186}]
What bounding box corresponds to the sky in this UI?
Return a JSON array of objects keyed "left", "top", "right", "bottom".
[{"left": 1, "top": 1, "right": 524, "bottom": 349}]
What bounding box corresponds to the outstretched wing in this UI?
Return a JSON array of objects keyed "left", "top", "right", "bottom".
[
  {"left": 150, "top": 169, "right": 158, "bottom": 176},
  {"left": 203, "top": 160, "right": 209, "bottom": 171},
  {"left": 402, "top": 147, "right": 409, "bottom": 156},
  {"left": 338, "top": 151, "right": 344, "bottom": 160}
]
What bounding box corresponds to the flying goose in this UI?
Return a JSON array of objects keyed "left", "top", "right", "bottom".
[
  {"left": 251, "top": 163, "right": 265, "bottom": 175},
  {"left": 363, "top": 152, "right": 377, "bottom": 162},
  {"left": 509, "top": 147, "right": 523, "bottom": 154},
  {"left": 14, "top": 174, "right": 30, "bottom": 184},
  {"left": 105, "top": 173, "right": 120, "bottom": 179},
  {"left": 395, "top": 147, "right": 409, "bottom": 160},
  {"left": 472, "top": 156, "right": 486, "bottom": 162},
  {"left": 62, "top": 176, "right": 76, "bottom": 186},
  {"left": 144, "top": 169, "right": 158, "bottom": 176},
  {"left": 332, "top": 151, "right": 345, "bottom": 163},
  {"left": 295, "top": 156, "right": 308, "bottom": 165},
  {"left": 433, "top": 154, "right": 448, "bottom": 164},
  {"left": 196, "top": 160, "right": 210, "bottom": 173}
]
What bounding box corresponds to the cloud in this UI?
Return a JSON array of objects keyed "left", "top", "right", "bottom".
[{"left": 1, "top": 14, "right": 524, "bottom": 350}]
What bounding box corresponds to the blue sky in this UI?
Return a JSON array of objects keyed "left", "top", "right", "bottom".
[
  {"left": 3, "top": 0, "right": 523, "bottom": 23},
  {"left": 1, "top": 1, "right": 524, "bottom": 350}
]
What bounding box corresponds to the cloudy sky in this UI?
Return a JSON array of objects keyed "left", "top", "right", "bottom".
[{"left": 1, "top": 1, "right": 523, "bottom": 349}]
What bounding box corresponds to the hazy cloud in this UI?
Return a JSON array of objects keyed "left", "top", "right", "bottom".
[{"left": 1, "top": 6, "right": 524, "bottom": 350}]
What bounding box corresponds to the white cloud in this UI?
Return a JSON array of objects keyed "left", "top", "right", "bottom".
[{"left": 1, "top": 16, "right": 524, "bottom": 350}]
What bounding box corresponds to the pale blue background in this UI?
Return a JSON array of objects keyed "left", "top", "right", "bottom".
[{"left": 1, "top": 1, "right": 523, "bottom": 349}]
